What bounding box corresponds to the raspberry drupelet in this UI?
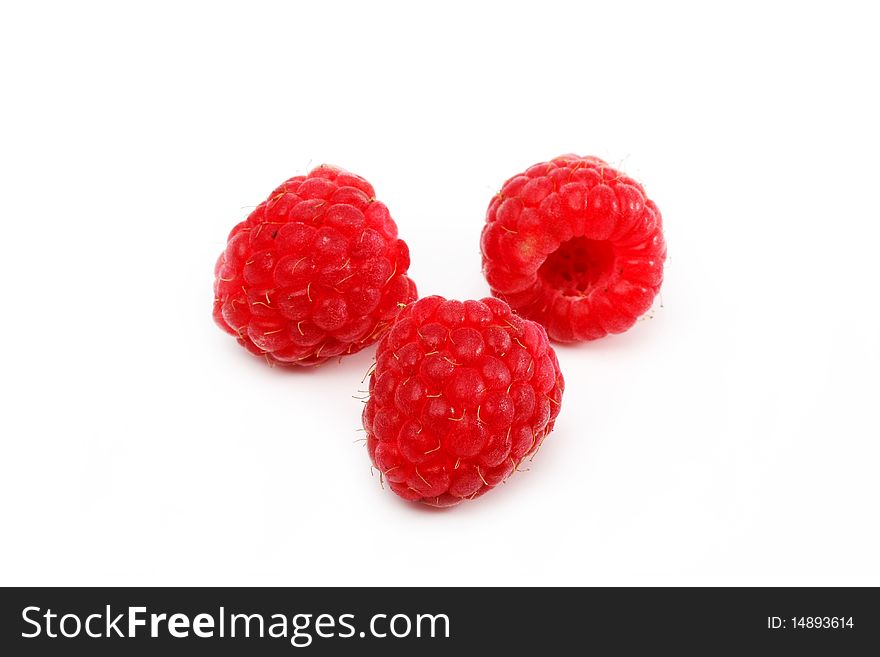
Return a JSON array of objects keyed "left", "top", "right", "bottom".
[
  {"left": 481, "top": 155, "right": 666, "bottom": 342},
  {"left": 213, "top": 165, "right": 417, "bottom": 366},
  {"left": 363, "top": 296, "right": 564, "bottom": 507}
]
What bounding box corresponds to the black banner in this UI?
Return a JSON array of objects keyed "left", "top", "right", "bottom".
[{"left": 1, "top": 587, "right": 876, "bottom": 654}]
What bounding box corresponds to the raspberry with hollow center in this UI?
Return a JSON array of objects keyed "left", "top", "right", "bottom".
[
  {"left": 481, "top": 155, "right": 666, "bottom": 342},
  {"left": 213, "top": 165, "right": 417, "bottom": 366},
  {"left": 363, "top": 295, "right": 565, "bottom": 507}
]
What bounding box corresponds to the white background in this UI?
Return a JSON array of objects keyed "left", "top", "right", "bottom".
[{"left": 1, "top": 1, "right": 878, "bottom": 586}]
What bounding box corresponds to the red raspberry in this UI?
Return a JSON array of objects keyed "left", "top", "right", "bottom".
[
  {"left": 213, "top": 165, "right": 417, "bottom": 366},
  {"left": 363, "top": 295, "right": 564, "bottom": 507},
  {"left": 481, "top": 155, "right": 666, "bottom": 342}
]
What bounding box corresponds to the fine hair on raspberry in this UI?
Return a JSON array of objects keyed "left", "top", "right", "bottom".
[
  {"left": 363, "top": 295, "right": 565, "bottom": 507},
  {"left": 481, "top": 155, "right": 666, "bottom": 342},
  {"left": 213, "top": 164, "right": 417, "bottom": 366}
]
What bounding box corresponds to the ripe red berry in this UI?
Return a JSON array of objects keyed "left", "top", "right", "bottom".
[
  {"left": 213, "top": 165, "right": 417, "bottom": 366},
  {"left": 363, "top": 295, "right": 564, "bottom": 507},
  {"left": 481, "top": 155, "right": 666, "bottom": 342}
]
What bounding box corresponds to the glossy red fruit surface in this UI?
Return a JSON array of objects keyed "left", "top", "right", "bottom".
[
  {"left": 481, "top": 155, "right": 665, "bottom": 342},
  {"left": 363, "top": 296, "right": 564, "bottom": 506},
  {"left": 213, "top": 165, "right": 417, "bottom": 366}
]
